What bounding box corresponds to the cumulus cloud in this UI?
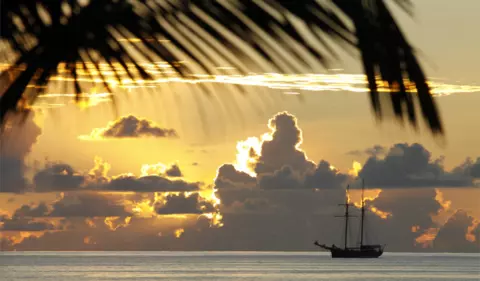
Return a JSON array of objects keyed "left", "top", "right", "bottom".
[
  {"left": 215, "top": 164, "right": 256, "bottom": 190},
  {"left": 165, "top": 164, "right": 183, "bottom": 177},
  {"left": 0, "top": 217, "right": 65, "bottom": 231},
  {"left": 254, "top": 112, "right": 315, "bottom": 175},
  {"left": 98, "top": 175, "right": 200, "bottom": 192},
  {"left": 33, "top": 163, "right": 85, "bottom": 192},
  {"left": 0, "top": 111, "right": 41, "bottom": 193},
  {"left": 433, "top": 210, "right": 480, "bottom": 252},
  {"left": 10, "top": 193, "right": 131, "bottom": 218},
  {"left": 304, "top": 160, "right": 349, "bottom": 189},
  {"left": 4, "top": 111, "right": 479, "bottom": 253},
  {"left": 13, "top": 203, "right": 50, "bottom": 218},
  {"left": 49, "top": 193, "right": 131, "bottom": 217},
  {"left": 156, "top": 193, "right": 216, "bottom": 215},
  {"left": 26, "top": 157, "right": 200, "bottom": 193},
  {"left": 80, "top": 115, "right": 177, "bottom": 140},
  {"left": 215, "top": 112, "right": 349, "bottom": 191},
  {"left": 358, "top": 143, "right": 474, "bottom": 188},
  {"left": 452, "top": 157, "right": 480, "bottom": 179}
]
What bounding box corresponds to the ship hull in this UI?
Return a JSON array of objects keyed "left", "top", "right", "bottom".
[{"left": 330, "top": 248, "right": 383, "bottom": 258}]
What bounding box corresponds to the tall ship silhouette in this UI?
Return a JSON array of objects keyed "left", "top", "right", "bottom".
[{"left": 314, "top": 179, "right": 385, "bottom": 258}]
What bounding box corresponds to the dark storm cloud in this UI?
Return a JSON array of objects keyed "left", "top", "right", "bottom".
[
  {"left": 0, "top": 111, "right": 41, "bottom": 193},
  {"left": 155, "top": 193, "right": 215, "bottom": 215},
  {"left": 87, "top": 115, "right": 177, "bottom": 139},
  {"left": 33, "top": 163, "right": 85, "bottom": 192},
  {"left": 165, "top": 164, "right": 183, "bottom": 177},
  {"left": 358, "top": 143, "right": 474, "bottom": 188}
]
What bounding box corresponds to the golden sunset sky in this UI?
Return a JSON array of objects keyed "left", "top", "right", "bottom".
[{"left": 1, "top": 0, "right": 479, "bottom": 252}]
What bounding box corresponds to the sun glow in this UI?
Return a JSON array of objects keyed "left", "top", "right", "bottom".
[{"left": 234, "top": 134, "right": 271, "bottom": 177}]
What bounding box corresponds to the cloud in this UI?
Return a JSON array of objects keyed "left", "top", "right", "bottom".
[
  {"left": 97, "top": 175, "right": 200, "bottom": 192},
  {"left": 156, "top": 193, "right": 216, "bottom": 215},
  {"left": 347, "top": 145, "right": 386, "bottom": 157},
  {"left": 26, "top": 157, "right": 201, "bottom": 193},
  {"left": 304, "top": 160, "right": 349, "bottom": 189},
  {"left": 0, "top": 111, "right": 41, "bottom": 193},
  {"left": 215, "top": 164, "right": 256, "bottom": 190},
  {"left": 452, "top": 157, "right": 480, "bottom": 179},
  {"left": 13, "top": 203, "right": 50, "bottom": 218},
  {"left": 48, "top": 193, "right": 131, "bottom": 217},
  {"left": 79, "top": 115, "right": 177, "bottom": 140},
  {"left": 254, "top": 112, "right": 315, "bottom": 175},
  {"left": 433, "top": 210, "right": 480, "bottom": 252},
  {"left": 165, "top": 164, "right": 183, "bottom": 177},
  {"left": 258, "top": 166, "right": 303, "bottom": 190},
  {"left": 33, "top": 163, "right": 85, "bottom": 192},
  {"left": 358, "top": 143, "right": 475, "bottom": 188},
  {"left": 4, "top": 111, "right": 480, "bottom": 253},
  {"left": 0, "top": 217, "right": 65, "bottom": 231},
  {"left": 215, "top": 112, "right": 349, "bottom": 191}
]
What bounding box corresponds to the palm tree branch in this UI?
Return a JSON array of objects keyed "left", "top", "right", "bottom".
[{"left": 0, "top": 0, "right": 443, "bottom": 135}]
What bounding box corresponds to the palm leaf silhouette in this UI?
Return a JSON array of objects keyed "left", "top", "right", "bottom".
[{"left": 0, "top": 0, "right": 443, "bottom": 135}]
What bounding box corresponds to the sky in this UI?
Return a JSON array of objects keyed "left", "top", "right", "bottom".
[{"left": 0, "top": 1, "right": 479, "bottom": 252}]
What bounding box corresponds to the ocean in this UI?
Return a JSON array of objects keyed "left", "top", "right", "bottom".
[{"left": 1, "top": 252, "right": 479, "bottom": 280}]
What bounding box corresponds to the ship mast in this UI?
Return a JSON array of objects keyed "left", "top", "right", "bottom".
[
  {"left": 360, "top": 178, "right": 365, "bottom": 247},
  {"left": 338, "top": 184, "right": 351, "bottom": 249}
]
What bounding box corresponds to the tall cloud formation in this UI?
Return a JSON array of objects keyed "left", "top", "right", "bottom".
[
  {"left": 80, "top": 115, "right": 177, "bottom": 140},
  {"left": 215, "top": 112, "right": 349, "bottom": 190},
  {"left": 0, "top": 111, "right": 41, "bottom": 193}
]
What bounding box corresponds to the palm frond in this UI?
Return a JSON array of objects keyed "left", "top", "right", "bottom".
[{"left": 0, "top": 0, "right": 443, "bottom": 135}]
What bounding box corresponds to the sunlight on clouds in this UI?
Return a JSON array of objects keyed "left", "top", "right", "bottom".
[
  {"left": 234, "top": 135, "right": 270, "bottom": 177},
  {"left": 415, "top": 189, "right": 453, "bottom": 248},
  {"left": 141, "top": 163, "right": 169, "bottom": 177},
  {"left": 174, "top": 228, "right": 184, "bottom": 238},
  {"left": 348, "top": 161, "right": 363, "bottom": 177},
  {"left": 466, "top": 218, "right": 479, "bottom": 242},
  {"left": 347, "top": 188, "right": 392, "bottom": 220},
  {"left": 415, "top": 228, "right": 440, "bottom": 248},
  {"left": 103, "top": 216, "right": 132, "bottom": 231},
  {"left": 14, "top": 59, "right": 480, "bottom": 110}
]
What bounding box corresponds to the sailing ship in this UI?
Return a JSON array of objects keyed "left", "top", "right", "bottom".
[{"left": 314, "top": 179, "right": 385, "bottom": 258}]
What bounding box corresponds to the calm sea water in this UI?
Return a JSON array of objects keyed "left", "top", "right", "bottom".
[{"left": 1, "top": 252, "right": 479, "bottom": 281}]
